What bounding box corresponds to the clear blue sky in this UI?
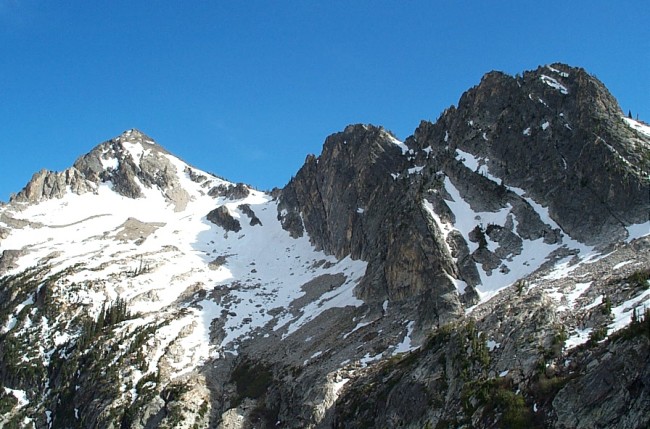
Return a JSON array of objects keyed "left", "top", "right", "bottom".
[{"left": 1, "top": 1, "right": 648, "bottom": 201}]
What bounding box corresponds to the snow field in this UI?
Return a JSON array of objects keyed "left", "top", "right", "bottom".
[{"left": 0, "top": 144, "right": 370, "bottom": 381}]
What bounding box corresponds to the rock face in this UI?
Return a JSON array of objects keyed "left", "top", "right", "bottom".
[
  {"left": 12, "top": 129, "right": 192, "bottom": 211},
  {"left": 280, "top": 125, "right": 462, "bottom": 323},
  {"left": 332, "top": 238, "right": 650, "bottom": 429},
  {"left": 207, "top": 206, "right": 242, "bottom": 232},
  {"left": 407, "top": 64, "right": 649, "bottom": 244},
  {"left": 0, "top": 64, "right": 649, "bottom": 429},
  {"left": 552, "top": 335, "right": 650, "bottom": 429}
]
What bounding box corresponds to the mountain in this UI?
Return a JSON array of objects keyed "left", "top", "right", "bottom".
[{"left": 1, "top": 63, "right": 649, "bottom": 429}]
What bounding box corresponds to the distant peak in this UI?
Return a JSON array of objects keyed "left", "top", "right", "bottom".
[{"left": 115, "top": 128, "right": 156, "bottom": 145}]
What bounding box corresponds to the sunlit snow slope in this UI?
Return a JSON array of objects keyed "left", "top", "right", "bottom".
[{"left": 0, "top": 132, "right": 367, "bottom": 388}]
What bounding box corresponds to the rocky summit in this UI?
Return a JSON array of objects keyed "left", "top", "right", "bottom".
[{"left": 0, "top": 63, "right": 649, "bottom": 429}]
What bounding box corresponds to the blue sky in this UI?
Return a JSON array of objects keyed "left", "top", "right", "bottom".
[{"left": 1, "top": 1, "right": 648, "bottom": 201}]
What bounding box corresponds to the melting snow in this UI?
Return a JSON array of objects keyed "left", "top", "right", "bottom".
[
  {"left": 623, "top": 117, "right": 650, "bottom": 139},
  {"left": 4, "top": 387, "right": 29, "bottom": 407},
  {"left": 486, "top": 339, "right": 500, "bottom": 351},
  {"left": 566, "top": 289, "right": 650, "bottom": 350},
  {"left": 566, "top": 282, "right": 592, "bottom": 308},
  {"left": 0, "top": 149, "right": 369, "bottom": 381},
  {"left": 547, "top": 65, "right": 570, "bottom": 78},
  {"left": 101, "top": 157, "right": 119, "bottom": 170},
  {"left": 626, "top": 221, "right": 650, "bottom": 242},
  {"left": 387, "top": 134, "right": 409, "bottom": 155},
  {"left": 613, "top": 260, "right": 633, "bottom": 270},
  {"left": 343, "top": 319, "right": 373, "bottom": 339},
  {"left": 609, "top": 290, "right": 650, "bottom": 334},
  {"left": 455, "top": 149, "right": 490, "bottom": 177},
  {"left": 565, "top": 327, "right": 593, "bottom": 349},
  {"left": 392, "top": 321, "right": 418, "bottom": 355},
  {"left": 408, "top": 165, "right": 424, "bottom": 175},
  {"left": 439, "top": 150, "right": 597, "bottom": 301},
  {"left": 331, "top": 377, "right": 349, "bottom": 396},
  {"left": 540, "top": 74, "right": 569, "bottom": 94}
]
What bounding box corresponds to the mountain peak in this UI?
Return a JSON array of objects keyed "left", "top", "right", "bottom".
[
  {"left": 114, "top": 128, "right": 156, "bottom": 146},
  {"left": 9, "top": 130, "right": 182, "bottom": 205},
  {"left": 1, "top": 63, "right": 650, "bottom": 428}
]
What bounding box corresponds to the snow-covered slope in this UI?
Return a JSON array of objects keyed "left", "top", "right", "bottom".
[
  {"left": 0, "top": 131, "right": 370, "bottom": 427},
  {"left": 1, "top": 63, "right": 649, "bottom": 429}
]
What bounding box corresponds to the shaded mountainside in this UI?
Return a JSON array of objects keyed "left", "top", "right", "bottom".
[{"left": 0, "top": 63, "right": 649, "bottom": 429}]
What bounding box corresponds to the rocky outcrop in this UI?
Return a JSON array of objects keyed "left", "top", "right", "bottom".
[
  {"left": 238, "top": 204, "right": 262, "bottom": 226},
  {"left": 207, "top": 206, "right": 242, "bottom": 232},
  {"left": 11, "top": 167, "right": 96, "bottom": 203},
  {"left": 278, "top": 64, "right": 649, "bottom": 327},
  {"left": 553, "top": 336, "right": 650, "bottom": 429},
  {"left": 407, "top": 64, "right": 649, "bottom": 245},
  {"left": 280, "top": 125, "right": 463, "bottom": 324},
  {"left": 0, "top": 249, "right": 23, "bottom": 274},
  {"left": 208, "top": 183, "right": 251, "bottom": 200},
  {"left": 1, "top": 64, "right": 649, "bottom": 429},
  {"left": 11, "top": 129, "right": 192, "bottom": 211},
  {"left": 331, "top": 236, "right": 650, "bottom": 429}
]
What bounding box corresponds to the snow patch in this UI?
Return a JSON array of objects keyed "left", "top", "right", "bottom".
[
  {"left": 608, "top": 290, "right": 650, "bottom": 335},
  {"left": 566, "top": 282, "right": 592, "bottom": 308},
  {"left": 4, "top": 387, "right": 29, "bottom": 407},
  {"left": 343, "top": 319, "right": 373, "bottom": 339},
  {"left": 387, "top": 134, "right": 409, "bottom": 155},
  {"left": 392, "top": 321, "right": 418, "bottom": 355},
  {"left": 626, "top": 221, "right": 650, "bottom": 242},
  {"left": 565, "top": 327, "right": 593, "bottom": 349},
  {"left": 540, "top": 74, "right": 569, "bottom": 94},
  {"left": 408, "top": 165, "right": 424, "bottom": 175},
  {"left": 623, "top": 117, "right": 650, "bottom": 138},
  {"left": 101, "top": 157, "right": 119, "bottom": 170},
  {"left": 613, "top": 260, "right": 633, "bottom": 270},
  {"left": 331, "top": 377, "right": 349, "bottom": 397},
  {"left": 455, "top": 148, "right": 490, "bottom": 177},
  {"left": 546, "top": 65, "right": 569, "bottom": 78},
  {"left": 487, "top": 339, "right": 500, "bottom": 351}
]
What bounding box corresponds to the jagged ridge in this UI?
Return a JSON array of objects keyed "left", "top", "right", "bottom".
[{"left": 0, "top": 63, "right": 649, "bottom": 429}]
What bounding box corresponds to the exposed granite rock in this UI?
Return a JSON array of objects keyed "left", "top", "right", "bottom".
[
  {"left": 330, "top": 237, "right": 650, "bottom": 429},
  {"left": 209, "top": 183, "right": 250, "bottom": 200},
  {"left": 11, "top": 167, "right": 95, "bottom": 203},
  {"left": 113, "top": 218, "right": 166, "bottom": 244},
  {"left": 11, "top": 129, "right": 192, "bottom": 211},
  {"left": 553, "top": 336, "right": 650, "bottom": 429},
  {"left": 0, "top": 249, "right": 24, "bottom": 274},
  {"left": 280, "top": 124, "right": 464, "bottom": 325},
  {"left": 207, "top": 206, "right": 242, "bottom": 232},
  {"left": 238, "top": 204, "right": 262, "bottom": 226},
  {"left": 1, "top": 64, "right": 649, "bottom": 429},
  {"left": 408, "top": 64, "right": 649, "bottom": 245}
]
